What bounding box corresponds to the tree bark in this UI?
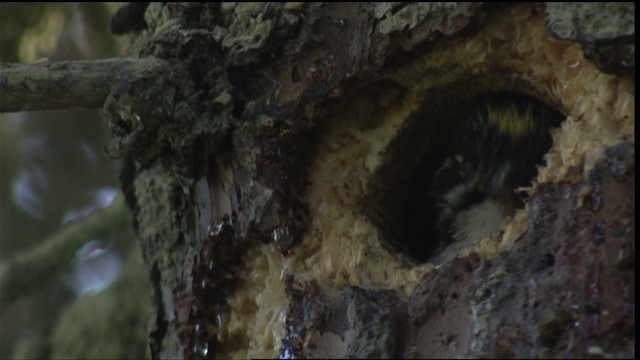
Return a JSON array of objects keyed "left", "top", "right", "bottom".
[
  {"left": 2, "top": 2, "right": 634, "bottom": 359},
  {"left": 110, "top": 3, "right": 632, "bottom": 359}
]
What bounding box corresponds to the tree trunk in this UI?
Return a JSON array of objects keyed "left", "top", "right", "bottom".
[
  {"left": 3, "top": 2, "right": 634, "bottom": 359},
  {"left": 108, "top": 2, "right": 635, "bottom": 359}
]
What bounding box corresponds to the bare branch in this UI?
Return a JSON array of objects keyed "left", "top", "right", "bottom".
[
  {"left": 0, "top": 58, "right": 168, "bottom": 113},
  {"left": 0, "top": 194, "right": 131, "bottom": 312}
]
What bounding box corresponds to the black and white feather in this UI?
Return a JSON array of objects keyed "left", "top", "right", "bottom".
[{"left": 430, "top": 93, "right": 563, "bottom": 251}]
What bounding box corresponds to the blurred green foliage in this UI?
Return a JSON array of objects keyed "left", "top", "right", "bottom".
[
  {"left": 0, "top": 2, "right": 124, "bottom": 63},
  {"left": 0, "top": 3, "right": 142, "bottom": 359}
]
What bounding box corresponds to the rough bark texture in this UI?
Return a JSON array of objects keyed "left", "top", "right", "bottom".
[
  {"left": 98, "top": 2, "right": 634, "bottom": 359},
  {"left": 544, "top": 3, "right": 635, "bottom": 75},
  {"left": 401, "top": 143, "right": 635, "bottom": 358},
  {"left": 279, "top": 139, "right": 635, "bottom": 359}
]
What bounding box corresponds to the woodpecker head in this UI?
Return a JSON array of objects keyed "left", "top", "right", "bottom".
[{"left": 430, "top": 93, "right": 563, "bottom": 251}]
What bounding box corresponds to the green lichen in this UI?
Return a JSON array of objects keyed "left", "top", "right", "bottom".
[
  {"left": 544, "top": 3, "right": 635, "bottom": 42},
  {"left": 377, "top": 2, "right": 480, "bottom": 36},
  {"left": 222, "top": 3, "right": 275, "bottom": 66},
  {"left": 232, "top": 116, "right": 282, "bottom": 229},
  {"left": 133, "top": 165, "right": 194, "bottom": 287},
  {"left": 377, "top": 3, "right": 434, "bottom": 34}
]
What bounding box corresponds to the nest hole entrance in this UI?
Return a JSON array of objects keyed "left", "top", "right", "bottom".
[{"left": 360, "top": 90, "right": 565, "bottom": 264}]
